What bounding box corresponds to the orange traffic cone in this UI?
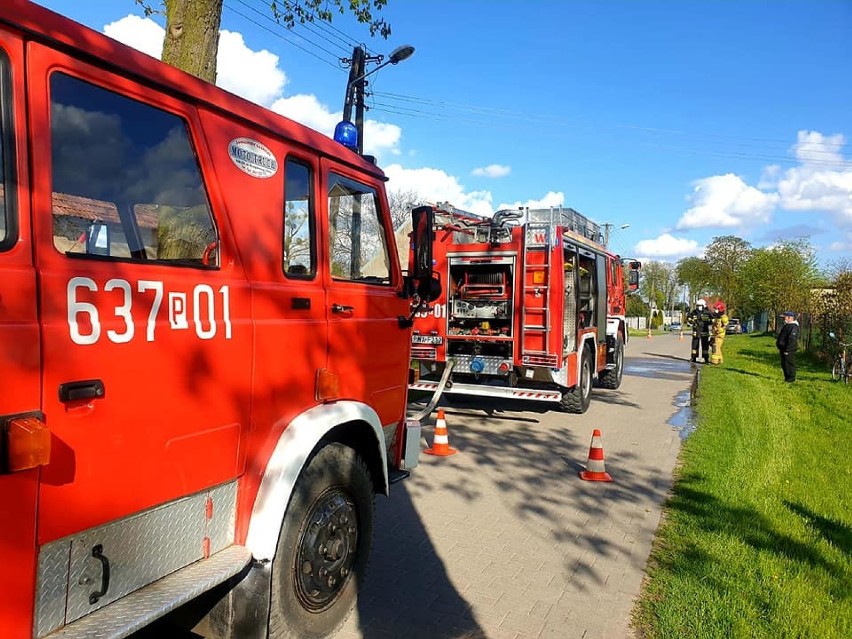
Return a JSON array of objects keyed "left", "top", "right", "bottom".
[
  {"left": 579, "top": 429, "right": 612, "bottom": 482},
  {"left": 646, "top": 327, "right": 652, "bottom": 340},
  {"left": 424, "top": 409, "right": 458, "bottom": 456},
  {"left": 679, "top": 329, "right": 684, "bottom": 341}
]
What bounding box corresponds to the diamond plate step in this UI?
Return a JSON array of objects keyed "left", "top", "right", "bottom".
[{"left": 45, "top": 545, "right": 252, "bottom": 639}]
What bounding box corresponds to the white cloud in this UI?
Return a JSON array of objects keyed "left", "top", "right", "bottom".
[
  {"left": 216, "top": 30, "right": 286, "bottom": 107},
  {"left": 270, "top": 94, "right": 338, "bottom": 135},
  {"left": 634, "top": 233, "right": 701, "bottom": 258},
  {"left": 677, "top": 174, "right": 779, "bottom": 230},
  {"left": 383, "top": 164, "right": 494, "bottom": 216},
  {"left": 269, "top": 94, "right": 402, "bottom": 158},
  {"left": 103, "top": 15, "right": 164, "bottom": 59},
  {"left": 791, "top": 130, "right": 845, "bottom": 165},
  {"left": 774, "top": 131, "right": 852, "bottom": 224},
  {"left": 472, "top": 164, "right": 511, "bottom": 178},
  {"left": 496, "top": 191, "right": 565, "bottom": 211}
]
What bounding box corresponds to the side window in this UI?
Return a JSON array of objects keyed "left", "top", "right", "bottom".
[
  {"left": 50, "top": 73, "right": 218, "bottom": 266},
  {"left": 327, "top": 173, "right": 391, "bottom": 284},
  {"left": 0, "top": 48, "right": 14, "bottom": 251},
  {"left": 283, "top": 158, "right": 315, "bottom": 278}
]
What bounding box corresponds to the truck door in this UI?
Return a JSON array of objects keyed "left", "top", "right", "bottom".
[
  {"left": 28, "top": 46, "right": 251, "bottom": 556},
  {"left": 0, "top": 32, "right": 44, "bottom": 638},
  {"left": 322, "top": 163, "right": 410, "bottom": 426}
]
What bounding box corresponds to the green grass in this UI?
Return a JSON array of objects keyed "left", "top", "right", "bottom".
[{"left": 634, "top": 334, "right": 852, "bottom": 639}]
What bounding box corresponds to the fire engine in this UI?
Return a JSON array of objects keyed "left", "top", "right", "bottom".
[
  {"left": 409, "top": 203, "right": 639, "bottom": 412},
  {"left": 0, "top": 2, "right": 436, "bottom": 638}
]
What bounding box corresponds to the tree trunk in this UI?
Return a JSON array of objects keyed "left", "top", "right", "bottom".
[{"left": 162, "top": 0, "right": 222, "bottom": 83}]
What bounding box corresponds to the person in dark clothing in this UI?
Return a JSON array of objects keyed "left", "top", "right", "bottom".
[
  {"left": 776, "top": 311, "right": 799, "bottom": 382},
  {"left": 687, "top": 299, "right": 713, "bottom": 363}
]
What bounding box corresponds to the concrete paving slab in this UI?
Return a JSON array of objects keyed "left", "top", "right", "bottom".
[{"left": 338, "top": 332, "right": 695, "bottom": 639}]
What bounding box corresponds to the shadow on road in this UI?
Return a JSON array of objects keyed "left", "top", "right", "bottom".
[{"left": 353, "top": 481, "right": 484, "bottom": 639}]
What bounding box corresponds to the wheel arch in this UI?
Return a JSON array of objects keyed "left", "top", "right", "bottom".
[{"left": 245, "top": 401, "right": 388, "bottom": 564}]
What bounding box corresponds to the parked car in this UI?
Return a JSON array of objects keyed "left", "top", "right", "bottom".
[
  {"left": 726, "top": 318, "right": 742, "bottom": 334},
  {"left": 669, "top": 321, "right": 683, "bottom": 332}
]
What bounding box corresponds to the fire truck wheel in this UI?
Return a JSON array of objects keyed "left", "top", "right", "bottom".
[
  {"left": 559, "top": 349, "right": 592, "bottom": 413},
  {"left": 269, "top": 443, "right": 374, "bottom": 639},
  {"left": 597, "top": 334, "right": 624, "bottom": 390}
]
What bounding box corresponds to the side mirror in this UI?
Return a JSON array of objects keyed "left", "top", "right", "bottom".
[
  {"left": 417, "top": 274, "right": 442, "bottom": 303},
  {"left": 410, "top": 205, "right": 434, "bottom": 280},
  {"left": 85, "top": 221, "right": 110, "bottom": 256},
  {"left": 628, "top": 270, "right": 640, "bottom": 291}
]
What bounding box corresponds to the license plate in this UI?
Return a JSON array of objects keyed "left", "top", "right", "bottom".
[{"left": 412, "top": 335, "right": 443, "bottom": 345}]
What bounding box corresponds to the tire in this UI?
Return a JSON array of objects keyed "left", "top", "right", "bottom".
[
  {"left": 269, "top": 444, "right": 374, "bottom": 639},
  {"left": 560, "top": 348, "right": 593, "bottom": 413},
  {"left": 832, "top": 359, "right": 841, "bottom": 382},
  {"left": 597, "top": 334, "right": 624, "bottom": 390}
]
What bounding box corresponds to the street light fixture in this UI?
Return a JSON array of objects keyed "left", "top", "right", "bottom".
[
  {"left": 334, "top": 44, "right": 415, "bottom": 154},
  {"left": 602, "top": 222, "right": 630, "bottom": 247}
]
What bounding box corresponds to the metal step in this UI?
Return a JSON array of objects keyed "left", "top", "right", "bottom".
[
  {"left": 409, "top": 379, "right": 562, "bottom": 402},
  {"left": 45, "top": 545, "right": 252, "bottom": 639},
  {"left": 523, "top": 325, "right": 547, "bottom": 331}
]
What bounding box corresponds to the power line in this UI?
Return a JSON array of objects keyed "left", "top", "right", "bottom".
[
  {"left": 226, "top": 0, "right": 346, "bottom": 68},
  {"left": 369, "top": 90, "right": 849, "bottom": 165}
]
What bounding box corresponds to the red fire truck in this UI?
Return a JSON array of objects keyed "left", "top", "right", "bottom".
[
  {"left": 409, "top": 204, "right": 639, "bottom": 412},
  {"left": 0, "top": 2, "right": 436, "bottom": 638}
]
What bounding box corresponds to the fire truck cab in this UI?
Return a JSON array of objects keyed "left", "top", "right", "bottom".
[
  {"left": 410, "top": 204, "right": 638, "bottom": 412},
  {"left": 0, "top": 2, "right": 435, "bottom": 638}
]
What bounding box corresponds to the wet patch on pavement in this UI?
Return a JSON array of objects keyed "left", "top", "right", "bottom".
[
  {"left": 667, "top": 389, "right": 697, "bottom": 439},
  {"left": 624, "top": 356, "right": 694, "bottom": 381}
]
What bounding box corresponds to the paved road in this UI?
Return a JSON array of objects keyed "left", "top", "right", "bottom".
[
  {"left": 132, "top": 332, "right": 695, "bottom": 639},
  {"left": 337, "top": 332, "right": 695, "bottom": 639}
]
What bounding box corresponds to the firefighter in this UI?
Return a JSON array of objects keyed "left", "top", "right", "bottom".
[
  {"left": 710, "top": 301, "right": 729, "bottom": 364},
  {"left": 687, "top": 299, "right": 713, "bottom": 363}
]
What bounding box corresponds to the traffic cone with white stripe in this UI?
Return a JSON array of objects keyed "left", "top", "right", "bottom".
[
  {"left": 579, "top": 428, "right": 612, "bottom": 482},
  {"left": 424, "top": 409, "right": 457, "bottom": 456}
]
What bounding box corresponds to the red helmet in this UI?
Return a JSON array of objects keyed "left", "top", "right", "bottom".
[{"left": 715, "top": 301, "right": 726, "bottom": 312}]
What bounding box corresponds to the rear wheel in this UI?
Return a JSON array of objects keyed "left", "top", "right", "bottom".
[
  {"left": 832, "top": 359, "right": 841, "bottom": 382},
  {"left": 269, "top": 444, "right": 374, "bottom": 639},
  {"left": 560, "top": 349, "right": 592, "bottom": 413},
  {"left": 597, "top": 334, "right": 624, "bottom": 390}
]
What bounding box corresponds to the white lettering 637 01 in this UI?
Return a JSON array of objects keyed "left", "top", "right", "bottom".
[{"left": 67, "top": 277, "right": 232, "bottom": 345}]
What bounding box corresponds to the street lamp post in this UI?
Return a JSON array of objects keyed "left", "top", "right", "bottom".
[
  {"left": 337, "top": 44, "right": 415, "bottom": 154},
  {"left": 602, "top": 222, "right": 630, "bottom": 248}
]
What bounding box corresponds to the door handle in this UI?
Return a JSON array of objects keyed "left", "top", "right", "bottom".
[
  {"left": 88, "top": 544, "right": 111, "bottom": 604},
  {"left": 331, "top": 303, "right": 354, "bottom": 314},
  {"left": 59, "top": 379, "right": 105, "bottom": 403}
]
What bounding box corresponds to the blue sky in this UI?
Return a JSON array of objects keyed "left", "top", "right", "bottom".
[{"left": 36, "top": 0, "right": 852, "bottom": 267}]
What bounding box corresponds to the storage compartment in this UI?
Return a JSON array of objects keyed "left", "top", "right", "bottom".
[{"left": 447, "top": 260, "right": 514, "bottom": 337}]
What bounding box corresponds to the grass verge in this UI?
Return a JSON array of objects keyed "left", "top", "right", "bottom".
[{"left": 633, "top": 334, "right": 851, "bottom": 639}]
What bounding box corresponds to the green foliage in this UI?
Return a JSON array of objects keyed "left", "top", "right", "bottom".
[
  {"left": 640, "top": 260, "right": 680, "bottom": 310},
  {"left": 626, "top": 294, "right": 649, "bottom": 318},
  {"left": 676, "top": 256, "right": 713, "bottom": 301},
  {"left": 634, "top": 336, "right": 852, "bottom": 639},
  {"left": 740, "top": 238, "right": 819, "bottom": 329},
  {"left": 703, "top": 235, "right": 752, "bottom": 312}
]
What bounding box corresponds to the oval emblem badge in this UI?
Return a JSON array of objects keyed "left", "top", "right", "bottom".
[{"left": 228, "top": 137, "right": 278, "bottom": 178}]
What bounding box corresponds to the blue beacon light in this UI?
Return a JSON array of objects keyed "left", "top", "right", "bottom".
[{"left": 333, "top": 120, "right": 358, "bottom": 151}]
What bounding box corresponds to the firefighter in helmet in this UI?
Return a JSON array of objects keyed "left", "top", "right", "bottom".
[
  {"left": 687, "top": 298, "right": 713, "bottom": 363},
  {"left": 710, "top": 301, "right": 729, "bottom": 364}
]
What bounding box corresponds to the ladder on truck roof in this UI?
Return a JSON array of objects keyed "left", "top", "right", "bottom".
[
  {"left": 521, "top": 222, "right": 558, "bottom": 367},
  {"left": 524, "top": 206, "right": 604, "bottom": 247}
]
